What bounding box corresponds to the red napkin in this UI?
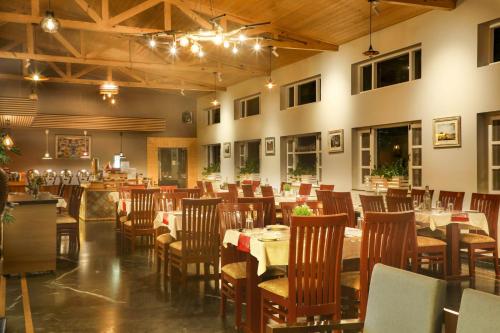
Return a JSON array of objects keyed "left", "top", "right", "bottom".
[
  {"left": 451, "top": 213, "right": 469, "bottom": 222},
  {"left": 162, "top": 212, "right": 169, "bottom": 225},
  {"left": 237, "top": 234, "right": 251, "bottom": 253},
  {"left": 122, "top": 201, "right": 127, "bottom": 212}
]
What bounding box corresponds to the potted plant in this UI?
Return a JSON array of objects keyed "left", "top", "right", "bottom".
[
  {"left": 26, "top": 170, "right": 43, "bottom": 198},
  {"left": 290, "top": 161, "right": 317, "bottom": 184},
  {"left": 238, "top": 159, "right": 260, "bottom": 181},
  {"left": 292, "top": 204, "right": 312, "bottom": 217},
  {"left": 201, "top": 162, "right": 220, "bottom": 181},
  {"left": 369, "top": 157, "right": 409, "bottom": 190}
]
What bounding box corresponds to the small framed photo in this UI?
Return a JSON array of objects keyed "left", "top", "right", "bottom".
[
  {"left": 328, "top": 129, "right": 344, "bottom": 153},
  {"left": 182, "top": 111, "right": 193, "bottom": 124},
  {"left": 265, "top": 137, "right": 275, "bottom": 156},
  {"left": 223, "top": 142, "right": 231, "bottom": 158},
  {"left": 433, "top": 116, "right": 461, "bottom": 148}
]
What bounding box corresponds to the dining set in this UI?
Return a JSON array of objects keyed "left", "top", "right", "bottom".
[{"left": 114, "top": 181, "right": 500, "bottom": 333}]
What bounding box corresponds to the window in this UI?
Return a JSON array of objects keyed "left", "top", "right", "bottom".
[
  {"left": 354, "top": 46, "right": 421, "bottom": 94},
  {"left": 207, "top": 107, "right": 220, "bottom": 125},
  {"left": 284, "top": 133, "right": 322, "bottom": 182},
  {"left": 235, "top": 140, "right": 261, "bottom": 175},
  {"left": 207, "top": 144, "right": 221, "bottom": 167},
  {"left": 234, "top": 94, "right": 260, "bottom": 119},
  {"left": 494, "top": 26, "right": 500, "bottom": 63},
  {"left": 477, "top": 19, "right": 500, "bottom": 67},
  {"left": 281, "top": 75, "right": 321, "bottom": 109},
  {"left": 488, "top": 117, "right": 500, "bottom": 193}
]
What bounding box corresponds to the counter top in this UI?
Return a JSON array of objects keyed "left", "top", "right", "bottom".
[{"left": 8, "top": 193, "right": 59, "bottom": 205}]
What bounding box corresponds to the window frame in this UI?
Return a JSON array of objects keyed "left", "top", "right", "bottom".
[
  {"left": 206, "top": 144, "right": 221, "bottom": 167},
  {"left": 491, "top": 22, "right": 500, "bottom": 65},
  {"left": 285, "top": 133, "right": 322, "bottom": 182},
  {"left": 207, "top": 106, "right": 221, "bottom": 125},
  {"left": 488, "top": 115, "right": 500, "bottom": 193},
  {"left": 282, "top": 75, "right": 321, "bottom": 109},
  {"left": 235, "top": 94, "right": 261, "bottom": 119}
]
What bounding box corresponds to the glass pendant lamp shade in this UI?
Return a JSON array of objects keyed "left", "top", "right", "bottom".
[
  {"left": 2, "top": 134, "right": 14, "bottom": 150},
  {"left": 41, "top": 10, "right": 60, "bottom": 33},
  {"left": 42, "top": 129, "right": 52, "bottom": 160}
]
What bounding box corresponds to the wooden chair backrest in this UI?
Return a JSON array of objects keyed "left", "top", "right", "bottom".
[
  {"left": 386, "top": 196, "right": 414, "bottom": 213},
  {"left": 411, "top": 189, "right": 434, "bottom": 205},
  {"left": 252, "top": 180, "right": 261, "bottom": 191},
  {"left": 238, "top": 196, "right": 276, "bottom": 226},
  {"left": 160, "top": 185, "right": 177, "bottom": 193},
  {"left": 470, "top": 193, "right": 500, "bottom": 239},
  {"left": 386, "top": 188, "right": 409, "bottom": 198},
  {"left": 227, "top": 183, "right": 238, "bottom": 196},
  {"left": 204, "top": 181, "right": 215, "bottom": 196},
  {"left": 288, "top": 214, "right": 347, "bottom": 319},
  {"left": 215, "top": 191, "right": 238, "bottom": 203},
  {"left": 181, "top": 198, "right": 222, "bottom": 260},
  {"left": 261, "top": 185, "right": 274, "bottom": 197},
  {"left": 280, "top": 201, "right": 324, "bottom": 226},
  {"left": 156, "top": 191, "right": 188, "bottom": 211},
  {"left": 196, "top": 180, "right": 205, "bottom": 194},
  {"left": 319, "top": 184, "right": 335, "bottom": 191},
  {"left": 68, "top": 185, "right": 85, "bottom": 221},
  {"left": 316, "top": 190, "right": 356, "bottom": 227},
  {"left": 218, "top": 203, "right": 264, "bottom": 266},
  {"left": 359, "top": 211, "right": 413, "bottom": 319},
  {"left": 40, "top": 185, "right": 59, "bottom": 195},
  {"left": 174, "top": 188, "right": 202, "bottom": 198},
  {"left": 130, "top": 189, "right": 159, "bottom": 229},
  {"left": 60, "top": 184, "right": 77, "bottom": 202},
  {"left": 241, "top": 184, "right": 255, "bottom": 197},
  {"left": 438, "top": 191, "right": 465, "bottom": 211},
  {"left": 298, "top": 183, "right": 312, "bottom": 196},
  {"left": 359, "top": 195, "right": 386, "bottom": 214}
]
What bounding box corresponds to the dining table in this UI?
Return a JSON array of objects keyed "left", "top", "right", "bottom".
[
  {"left": 223, "top": 226, "right": 362, "bottom": 333},
  {"left": 152, "top": 210, "right": 183, "bottom": 239},
  {"left": 415, "top": 209, "right": 489, "bottom": 279}
]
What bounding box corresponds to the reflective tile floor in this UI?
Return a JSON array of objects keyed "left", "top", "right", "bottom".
[{"left": 4, "top": 221, "right": 500, "bottom": 332}]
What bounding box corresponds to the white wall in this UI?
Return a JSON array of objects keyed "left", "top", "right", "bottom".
[{"left": 196, "top": 0, "right": 500, "bottom": 202}]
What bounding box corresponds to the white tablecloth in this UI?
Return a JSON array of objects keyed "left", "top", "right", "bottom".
[
  {"left": 57, "top": 198, "right": 67, "bottom": 208},
  {"left": 108, "top": 191, "right": 119, "bottom": 203},
  {"left": 415, "top": 210, "right": 489, "bottom": 234},
  {"left": 223, "top": 226, "right": 361, "bottom": 275},
  {"left": 153, "top": 211, "right": 183, "bottom": 239},
  {"left": 117, "top": 199, "right": 131, "bottom": 215}
]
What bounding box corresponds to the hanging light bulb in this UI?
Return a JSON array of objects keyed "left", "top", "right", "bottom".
[
  {"left": 179, "top": 36, "right": 189, "bottom": 47},
  {"left": 232, "top": 44, "right": 239, "bottom": 54},
  {"left": 265, "top": 46, "right": 275, "bottom": 90},
  {"left": 169, "top": 43, "right": 177, "bottom": 55},
  {"left": 81, "top": 130, "right": 90, "bottom": 159},
  {"left": 102, "top": 95, "right": 107, "bottom": 100},
  {"left": 42, "top": 129, "right": 52, "bottom": 160},
  {"left": 363, "top": 0, "right": 380, "bottom": 57},
  {"left": 148, "top": 37, "right": 157, "bottom": 48},
  {"left": 40, "top": 1, "right": 60, "bottom": 33},
  {"left": 190, "top": 43, "right": 200, "bottom": 54},
  {"left": 213, "top": 33, "right": 224, "bottom": 45},
  {"left": 238, "top": 33, "right": 247, "bottom": 42},
  {"left": 2, "top": 134, "right": 14, "bottom": 150},
  {"left": 198, "top": 49, "right": 205, "bottom": 58},
  {"left": 223, "top": 40, "right": 230, "bottom": 48},
  {"left": 211, "top": 72, "right": 219, "bottom": 106},
  {"left": 266, "top": 78, "right": 275, "bottom": 90},
  {"left": 253, "top": 40, "right": 262, "bottom": 52},
  {"left": 111, "top": 97, "right": 116, "bottom": 105},
  {"left": 119, "top": 132, "right": 126, "bottom": 159}
]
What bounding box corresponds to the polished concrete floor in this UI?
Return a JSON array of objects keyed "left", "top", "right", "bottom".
[{"left": 4, "top": 221, "right": 500, "bottom": 332}]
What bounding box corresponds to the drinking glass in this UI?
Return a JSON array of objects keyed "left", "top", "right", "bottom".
[
  {"left": 413, "top": 199, "right": 420, "bottom": 210},
  {"left": 436, "top": 200, "right": 442, "bottom": 211},
  {"left": 245, "top": 218, "right": 254, "bottom": 231},
  {"left": 447, "top": 202, "right": 454, "bottom": 212}
]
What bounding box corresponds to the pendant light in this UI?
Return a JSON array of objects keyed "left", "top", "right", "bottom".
[
  {"left": 266, "top": 47, "right": 275, "bottom": 89},
  {"left": 81, "top": 130, "right": 90, "bottom": 159},
  {"left": 119, "top": 132, "right": 126, "bottom": 159},
  {"left": 2, "top": 119, "right": 14, "bottom": 150},
  {"left": 40, "top": 0, "right": 60, "bottom": 34},
  {"left": 211, "top": 72, "right": 219, "bottom": 106},
  {"left": 363, "top": 0, "right": 380, "bottom": 58},
  {"left": 42, "top": 129, "right": 52, "bottom": 160}
]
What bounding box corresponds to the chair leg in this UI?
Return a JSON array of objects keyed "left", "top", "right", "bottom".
[
  {"left": 220, "top": 282, "right": 226, "bottom": 319},
  {"left": 261, "top": 295, "right": 267, "bottom": 333},
  {"left": 494, "top": 248, "right": 500, "bottom": 277},
  {"left": 155, "top": 243, "right": 162, "bottom": 272},
  {"left": 130, "top": 234, "right": 135, "bottom": 254},
  {"left": 234, "top": 281, "right": 242, "bottom": 330},
  {"left": 163, "top": 250, "right": 169, "bottom": 281},
  {"left": 468, "top": 246, "right": 475, "bottom": 278},
  {"left": 442, "top": 248, "right": 447, "bottom": 279},
  {"left": 181, "top": 263, "right": 188, "bottom": 288}
]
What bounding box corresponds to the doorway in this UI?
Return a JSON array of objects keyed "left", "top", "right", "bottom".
[{"left": 158, "top": 148, "right": 188, "bottom": 187}]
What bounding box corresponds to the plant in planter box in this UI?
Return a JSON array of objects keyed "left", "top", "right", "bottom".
[
  {"left": 239, "top": 159, "right": 259, "bottom": 178},
  {"left": 371, "top": 157, "right": 408, "bottom": 180},
  {"left": 201, "top": 162, "right": 220, "bottom": 178}
]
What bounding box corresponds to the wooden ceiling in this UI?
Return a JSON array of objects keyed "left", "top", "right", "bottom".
[{"left": 0, "top": 0, "right": 456, "bottom": 94}]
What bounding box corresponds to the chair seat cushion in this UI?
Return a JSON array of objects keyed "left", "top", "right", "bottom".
[
  {"left": 56, "top": 215, "right": 77, "bottom": 224},
  {"left": 123, "top": 220, "right": 132, "bottom": 227},
  {"left": 119, "top": 215, "right": 128, "bottom": 223},
  {"left": 222, "top": 262, "right": 247, "bottom": 280},
  {"left": 156, "top": 233, "right": 174, "bottom": 245},
  {"left": 460, "top": 233, "right": 495, "bottom": 244},
  {"left": 258, "top": 277, "right": 288, "bottom": 298},
  {"left": 417, "top": 236, "right": 447, "bottom": 247},
  {"left": 341, "top": 271, "right": 360, "bottom": 290},
  {"left": 169, "top": 241, "right": 182, "bottom": 255}
]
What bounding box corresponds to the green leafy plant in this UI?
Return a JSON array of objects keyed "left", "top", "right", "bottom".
[
  {"left": 202, "top": 162, "right": 220, "bottom": 177},
  {"left": 292, "top": 161, "right": 316, "bottom": 176},
  {"left": 283, "top": 183, "right": 292, "bottom": 192},
  {"left": 293, "top": 204, "right": 312, "bottom": 217},
  {"left": 371, "top": 157, "right": 408, "bottom": 180},
  {"left": 239, "top": 159, "right": 259, "bottom": 175},
  {"left": 1, "top": 205, "right": 15, "bottom": 224}
]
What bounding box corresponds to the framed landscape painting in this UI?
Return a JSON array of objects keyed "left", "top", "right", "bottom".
[
  {"left": 433, "top": 116, "right": 461, "bottom": 148},
  {"left": 223, "top": 142, "right": 231, "bottom": 158},
  {"left": 265, "top": 137, "right": 275, "bottom": 156},
  {"left": 328, "top": 129, "right": 344, "bottom": 153},
  {"left": 55, "top": 135, "right": 91, "bottom": 159}
]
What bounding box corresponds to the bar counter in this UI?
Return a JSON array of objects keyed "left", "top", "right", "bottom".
[{"left": 80, "top": 183, "right": 118, "bottom": 222}]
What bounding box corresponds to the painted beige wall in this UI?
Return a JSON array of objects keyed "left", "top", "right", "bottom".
[{"left": 196, "top": 0, "right": 500, "bottom": 204}]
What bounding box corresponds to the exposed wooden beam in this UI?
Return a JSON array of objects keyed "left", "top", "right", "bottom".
[
  {"left": 108, "top": 0, "right": 164, "bottom": 26},
  {"left": 73, "top": 0, "right": 102, "bottom": 23},
  {"left": 31, "top": 0, "right": 39, "bottom": 16},
  {"left": 80, "top": 30, "right": 85, "bottom": 57},
  {"left": 0, "top": 72, "right": 215, "bottom": 91},
  {"left": 168, "top": 0, "right": 212, "bottom": 30},
  {"left": 102, "top": 0, "right": 109, "bottom": 20},
  {"left": 0, "top": 12, "right": 160, "bottom": 34},
  {"left": 164, "top": 1, "right": 172, "bottom": 30},
  {"left": 47, "top": 62, "right": 66, "bottom": 78},
  {"left": 0, "top": 41, "right": 21, "bottom": 51},
  {"left": 66, "top": 63, "right": 71, "bottom": 77},
  {"left": 379, "top": 0, "right": 456, "bottom": 10},
  {"left": 25, "top": 24, "right": 34, "bottom": 54},
  {"left": 106, "top": 67, "right": 112, "bottom": 81},
  {"left": 72, "top": 65, "right": 99, "bottom": 78},
  {"left": 116, "top": 67, "right": 145, "bottom": 83},
  {"left": 53, "top": 32, "right": 82, "bottom": 58}
]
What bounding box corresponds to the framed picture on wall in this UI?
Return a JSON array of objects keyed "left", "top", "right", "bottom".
[
  {"left": 328, "top": 129, "right": 344, "bottom": 153},
  {"left": 265, "top": 137, "right": 275, "bottom": 156},
  {"left": 55, "top": 135, "right": 91, "bottom": 159},
  {"left": 433, "top": 116, "right": 461, "bottom": 148},
  {"left": 182, "top": 111, "right": 193, "bottom": 124},
  {"left": 223, "top": 142, "right": 231, "bottom": 158}
]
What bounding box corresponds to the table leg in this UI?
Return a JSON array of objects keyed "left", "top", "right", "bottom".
[
  {"left": 446, "top": 224, "right": 465, "bottom": 279},
  {"left": 244, "top": 254, "right": 261, "bottom": 333}
]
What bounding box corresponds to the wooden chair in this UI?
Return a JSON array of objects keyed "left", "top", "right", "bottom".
[
  {"left": 387, "top": 196, "right": 447, "bottom": 278},
  {"left": 298, "top": 183, "right": 312, "bottom": 196},
  {"left": 386, "top": 188, "right": 409, "bottom": 198},
  {"left": 455, "top": 288, "right": 500, "bottom": 333},
  {"left": 411, "top": 188, "right": 435, "bottom": 205},
  {"left": 56, "top": 185, "right": 84, "bottom": 253},
  {"left": 438, "top": 190, "right": 465, "bottom": 211},
  {"left": 316, "top": 190, "right": 356, "bottom": 227},
  {"left": 204, "top": 181, "right": 215, "bottom": 197},
  {"left": 280, "top": 201, "right": 323, "bottom": 226},
  {"left": 359, "top": 195, "right": 385, "bottom": 214},
  {"left": 215, "top": 191, "right": 238, "bottom": 203},
  {"left": 241, "top": 184, "right": 255, "bottom": 197},
  {"left": 40, "top": 184, "right": 59, "bottom": 195},
  {"left": 156, "top": 191, "right": 188, "bottom": 211},
  {"left": 123, "top": 189, "right": 159, "bottom": 253},
  {"left": 259, "top": 214, "right": 347, "bottom": 331},
  {"left": 159, "top": 185, "right": 177, "bottom": 193},
  {"left": 319, "top": 184, "right": 335, "bottom": 191},
  {"left": 169, "top": 198, "right": 222, "bottom": 287},
  {"left": 227, "top": 183, "right": 239, "bottom": 197},
  {"left": 342, "top": 212, "right": 413, "bottom": 319},
  {"left": 219, "top": 203, "right": 264, "bottom": 329},
  {"left": 238, "top": 197, "right": 276, "bottom": 226},
  {"left": 252, "top": 180, "right": 261, "bottom": 191},
  {"left": 260, "top": 185, "right": 274, "bottom": 197},
  {"left": 460, "top": 193, "right": 500, "bottom": 278},
  {"left": 196, "top": 180, "right": 205, "bottom": 195},
  {"left": 174, "top": 188, "right": 202, "bottom": 198}
]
